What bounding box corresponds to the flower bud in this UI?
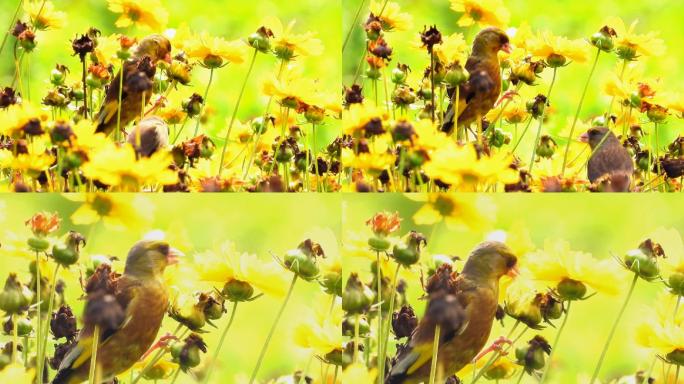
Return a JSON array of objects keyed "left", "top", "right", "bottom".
[
  {"left": 505, "top": 293, "right": 543, "bottom": 329},
  {"left": 391, "top": 85, "right": 417, "bottom": 108},
  {"left": 168, "top": 60, "right": 192, "bottom": 85},
  {"left": 590, "top": 28, "right": 615, "bottom": 52},
  {"left": 26, "top": 212, "right": 61, "bottom": 237},
  {"left": 71, "top": 34, "right": 95, "bottom": 60},
  {"left": 248, "top": 27, "right": 273, "bottom": 53},
  {"left": 222, "top": 280, "right": 254, "bottom": 302},
  {"left": 0, "top": 274, "right": 32, "bottom": 314},
  {"left": 515, "top": 336, "right": 551, "bottom": 373},
  {"left": 646, "top": 104, "right": 668, "bottom": 123},
  {"left": 546, "top": 53, "right": 567, "bottom": 68},
  {"left": 444, "top": 65, "right": 469, "bottom": 87},
  {"left": 342, "top": 315, "right": 370, "bottom": 337},
  {"left": 623, "top": 243, "right": 660, "bottom": 281},
  {"left": 392, "top": 231, "right": 427, "bottom": 267},
  {"left": 365, "top": 67, "right": 381, "bottom": 80},
  {"left": 391, "top": 67, "right": 407, "bottom": 84},
  {"left": 50, "top": 305, "right": 77, "bottom": 340},
  {"left": 526, "top": 95, "right": 547, "bottom": 119},
  {"left": 182, "top": 94, "right": 204, "bottom": 117},
  {"left": 489, "top": 128, "right": 511, "bottom": 148},
  {"left": 284, "top": 239, "right": 323, "bottom": 281},
  {"left": 171, "top": 333, "right": 207, "bottom": 371},
  {"left": 342, "top": 273, "right": 373, "bottom": 314},
  {"left": 203, "top": 54, "right": 224, "bottom": 69},
  {"left": 143, "top": 359, "right": 176, "bottom": 380},
  {"left": 556, "top": 278, "right": 587, "bottom": 301},
  {"left": 200, "top": 292, "right": 225, "bottom": 320},
  {"left": 18, "top": 30, "right": 37, "bottom": 52},
  {"left": 616, "top": 44, "right": 638, "bottom": 61},
  {"left": 50, "top": 65, "right": 68, "bottom": 86},
  {"left": 484, "top": 358, "right": 516, "bottom": 380},
  {"left": 27, "top": 237, "right": 51, "bottom": 252},
  {"left": 320, "top": 271, "right": 342, "bottom": 297},
  {"left": 52, "top": 231, "right": 86, "bottom": 268},
  {"left": 304, "top": 106, "right": 326, "bottom": 124},
  {"left": 4, "top": 316, "right": 33, "bottom": 337},
  {"left": 511, "top": 62, "right": 538, "bottom": 86},
  {"left": 667, "top": 349, "right": 684, "bottom": 366},
  {"left": 367, "top": 211, "right": 401, "bottom": 237},
  {"left": 274, "top": 44, "right": 295, "bottom": 61},
  {"left": 669, "top": 272, "right": 684, "bottom": 297},
  {"left": 540, "top": 293, "right": 563, "bottom": 322},
  {"left": 535, "top": 135, "right": 557, "bottom": 158}
]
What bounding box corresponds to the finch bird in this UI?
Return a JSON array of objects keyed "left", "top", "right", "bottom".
[
  {"left": 580, "top": 127, "right": 634, "bottom": 192},
  {"left": 441, "top": 28, "right": 511, "bottom": 136},
  {"left": 127, "top": 116, "right": 169, "bottom": 157},
  {"left": 95, "top": 35, "right": 172, "bottom": 136},
  {"left": 51, "top": 240, "right": 182, "bottom": 384},
  {"left": 386, "top": 241, "right": 518, "bottom": 384}
]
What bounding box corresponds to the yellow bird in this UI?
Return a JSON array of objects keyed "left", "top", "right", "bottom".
[
  {"left": 386, "top": 241, "right": 518, "bottom": 384},
  {"left": 51, "top": 240, "right": 182, "bottom": 384},
  {"left": 95, "top": 35, "right": 172, "bottom": 136}
]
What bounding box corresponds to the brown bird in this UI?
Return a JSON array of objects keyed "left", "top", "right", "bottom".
[
  {"left": 95, "top": 35, "right": 172, "bottom": 136},
  {"left": 441, "top": 28, "right": 511, "bottom": 136},
  {"left": 51, "top": 240, "right": 182, "bottom": 384},
  {"left": 580, "top": 127, "right": 634, "bottom": 192},
  {"left": 386, "top": 241, "right": 518, "bottom": 384},
  {"left": 127, "top": 116, "right": 169, "bottom": 157}
]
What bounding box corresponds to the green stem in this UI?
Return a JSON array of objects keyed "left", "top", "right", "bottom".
[
  {"left": 248, "top": 275, "right": 298, "bottom": 384},
  {"left": 430, "top": 51, "right": 435, "bottom": 123},
  {"left": 514, "top": 368, "right": 525, "bottom": 384},
  {"left": 12, "top": 315, "right": 18, "bottom": 363},
  {"left": 35, "top": 251, "right": 43, "bottom": 383},
  {"left": 675, "top": 365, "right": 681, "bottom": 384},
  {"left": 39, "top": 264, "right": 60, "bottom": 371},
  {"left": 169, "top": 368, "right": 181, "bottom": 384},
  {"left": 81, "top": 58, "right": 88, "bottom": 119},
  {"left": 353, "top": 313, "right": 361, "bottom": 364},
  {"left": 333, "top": 365, "right": 339, "bottom": 383},
  {"left": 589, "top": 273, "right": 639, "bottom": 384},
  {"left": 171, "top": 116, "right": 190, "bottom": 144},
  {"left": 379, "top": 264, "right": 401, "bottom": 381},
  {"left": 194, "top": 67, "right": 215, "bottom": 138},
  {"left": 217, "top": 49, "right": 258, "bottom": 176},
  {"left": 297, "top": 354, "right": 314, "bottom": 384},
  {"left": 529, "top": 67, "right": 558, "bottom": 174},
  {"left": 313, "top": 124, "right": 320, "bottom": 192},
  {"left": 88, "top": 325, "right": 100, "bottom": 384},
  {"left": 428, "top": 324, "right": 441, "bottom": 384},
  {"left": 376, "top": 251, "right": 383, "bottom": 384},
  {"left": 561, "top": 48, "right": 601, "bottom": 175},
  {"left": 342, "top": 0, "right": 366, "bottom": 53},
  {"left": 539, "top": 301, "right": 572, "bottom": 384},
  {"left": 202, "top": 302, "right": 238, "bottom": 384},
  {"left": 131, "top": 323, "right": 184, "bottom": 384},
  {"left": 116, "top": 63, "right": 124, "bottom": 143},
  {"left": 654, "top": 121, "right": 661, "bottom": 187}
]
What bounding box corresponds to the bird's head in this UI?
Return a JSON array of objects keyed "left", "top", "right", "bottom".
[
  {"left": 472, "top": 27, "right": 511, "bottom": 56},
  {"left": 580, "top": 127, "right": 616, "bottom": 149},
  {"left": 461, "top": 241, "right": 518, "bottom": 281},
  {"left": 124, "top": 240, "right": 183, "bottom": 279},
  {"left": 134, "top": 34, "right": 172, "bottom": 64}
]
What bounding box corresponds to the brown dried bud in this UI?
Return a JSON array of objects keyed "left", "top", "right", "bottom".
[{"left": 392, "top": 305, "right": 417, "bottom": 339}]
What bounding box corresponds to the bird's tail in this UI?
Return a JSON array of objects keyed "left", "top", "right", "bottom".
[{"left": 441, "top": 92, "right": 456, "bottom": 134}]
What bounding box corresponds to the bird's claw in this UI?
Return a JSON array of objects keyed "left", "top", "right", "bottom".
[
  {"left": 495, "top": 90, "right": 518, "bottom": 107},
  {"left": 473, "top": 336, "right": 514, "bottom": 362},
  {"left": 140, "top": 333, "right": 179, "bottom": 360}
]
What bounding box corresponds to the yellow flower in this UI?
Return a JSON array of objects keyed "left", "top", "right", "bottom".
[
  {"left": 92, "top": 34, "right": 121, "bottom": 67},
  {"left": 132, "top": 358, "right": 177, "bottom": 380},
  {"left": 434, "top": 33, "right": 468, "bottom": 64},
  {"left": 341, "top": 148, "right": 394, "bottom": 175},
  {"left": 342, "top": 103, "right": 389, "bottom": 136},
  {"left": 293, "top": 296, "right": 342, "bottom": 356},
  {"left": 66, "top": 193, "right": 152, "bottom": 231},
  {"left": 81, "top": 143, "right": 178, "bottom": 190},
  {"left": 635, "top": 292, "right": 684, "bottom": 358},
  {"left": 528, "top": 31, "right": 591, "bottom": 64},
  {"left": 0, "top": 103, "right": 50, "bottom": 138},
  {"left": 263, "top": 16, "right": 324, "bottom": 58},
  {"left": 369, "top": 1, "right": 413, "bottom": 32},
  {"left": 485, "top": 98, "right": 529, "bottom": 124},
  {"left": 261, "top": 66, "right": 316, "bottom": 107},
  {"left": 107, "top": 0, "right": 169, "bottom": 31},
  {"left": 0, "top": 231, "right": 35, "bottom": 259},
  {"left": 0, "top": 150, "right": 54, "bottom": 177},
  {"left": 648, "top": 228, "right": 684, "bottom": 278},
  {"left": 180, "top": 27, "right": 249, "bottom": 66},
  {"left": 0, "top": 364, "right": 34, "bottom": 382},
  {"left": 413, "top": 119, "right": 452, "bottom": 153},
  {"left": 508, "top": 23, "right": 535, "bottom": 50},
  {"left": 409, "top": 194, "right": 495, "bottom": 232},
  {"left": 423, "top": 142, "right": 519, "bottom": 189},
  {"left": 604, "top": 16, "right": 666, "bottom": 59},
  {"left": 449, "top": 0, "right": 510, "bottom": 29},
  {"left": 527, "top": 239, "right": 625, "bottom": 296},
  {"left": 486, "top": 225, "right": 535, "bottom": 259},
  {"left": 342, "top": 364, "right": 377, "bottom": 383},
  {"left": 24, "top": 1, "right": 66, "bottom": 30},
  {"left": 194, "top": 241, "right": 290, "bottom": 298}
]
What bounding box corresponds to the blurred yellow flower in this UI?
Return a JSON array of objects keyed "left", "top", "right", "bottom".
[
  {"left": 341, "top": 149, "right": 394, "bottom": 175},
  {"left": 508, "top": 23, "right": 535, "bottom": 50},
  {"left": 604, "top": 16, "right": 666, "bottom": 59},
  {"left": 195, "top": 241, "right": 290, "bottom": 298},
  {"left": 449, "top": 0, "right": 510, "bottom": 29},
  {"left": 0, "top": 150, "right": 54, "bottom": 177},
  {"left": 635, "top": 292, "right": 684, "bottom": 358},
  {"left": 423, "top": 142, "right": 519, "bottom": 189},
  {"left": 0, "top": 364, "right": 33, "bottom": 382},
  {"left": 0, "top": 103, "right": 50, "bottom": 138},
  {"left": 67, "top": 193, "right": 152, "bottom": 231},
  {"left": 485, "top": 98, "right": 529, "bottom": 124},
  {"left": 107, "top": 0, "right": 168, "bottom": 31},
  {"left": 409, "top": 194, "right": 495, "bottom": 232},
  {"left": 180, "top": 28, "right": 249, "bottom": 66},
  {"left": 342, "top": 363, "right": 377, "bottom": 383},
  {"left": 527, "top": 239, "right": 625, "bottom": 296},
  {"left": 528, "top": 31, "right": 591, "bottom": 64},
  {"left": 24, "top": 1, "right": 66, "bottom": 30},
  {"left": 264, "top": 16, "right": 324, "bottom": 58},
  {"left": 293, "top": 296, "right": 342, "bottom": 356},
  {"left": 369, "top": 1, "right": 413, "bottom": 32},
  {"left": 342, "top": 103, "right": 389, "bottom": 136},
  {"left": 92, "top": 34, "right": 121, "bottom": 67},
  {"left": 434, "top": 32, "right": 468, "bottom": 65},
  {"left": 648, "top": 228, "right": 684, "bottom": 277},
  {"left": 81, "top": 143, "right": 178, "bottom": 190}
]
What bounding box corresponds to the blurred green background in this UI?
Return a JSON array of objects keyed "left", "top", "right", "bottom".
[
  {"left": 343, "top": 0, "right": 683, "bottom": 152},
  {"left": 343, "top": 194, "right": 684, "bottom": 383},
  {"left": 0, "top": 193, "right": 340, "bottom": 383},
  {"left": 0, "top": 0, "right": 341, "bottom": 150}
]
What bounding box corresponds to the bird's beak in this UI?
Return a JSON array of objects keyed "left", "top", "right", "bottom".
[
  {"left": 501, "top": 42, "right": 512, "bottom": 54},
  {"left": 579, "top": 132, "right": 589, "bottom": 143},
  {"left": 506, "top": 265, "right": 520, "bottom": 278},
  {"left": 166, "top": 247, "right": 183, "bottom": 265}
]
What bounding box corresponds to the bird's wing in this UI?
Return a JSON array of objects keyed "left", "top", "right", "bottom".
[
  {"left": 388, "top": 291, "right": 470, "bottom": 379},
  {"left": 57, "top": 276, "right": 140, "bottom": 371},
  {"left": 96, "top": 61, "right": 136, "bottom": 132}
]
